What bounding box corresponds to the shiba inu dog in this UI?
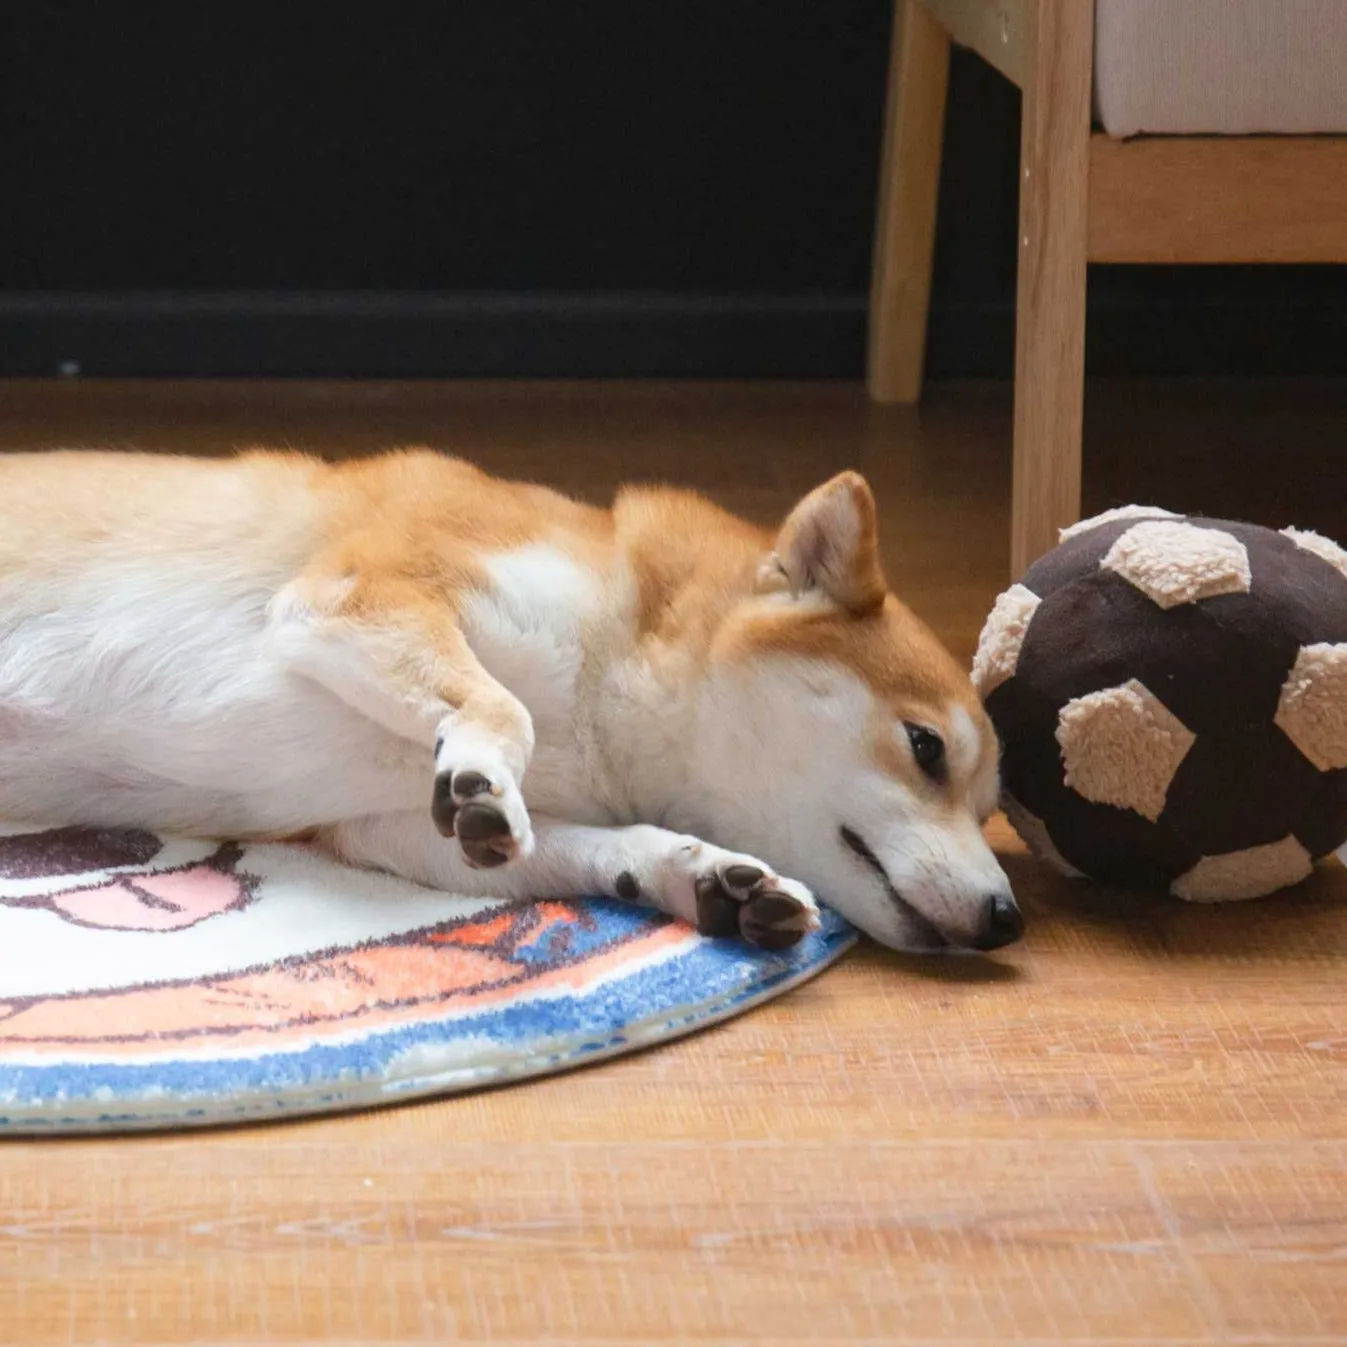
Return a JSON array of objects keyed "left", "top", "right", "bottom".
[{"left": 0, "top": 449, "right": 1019, "bottom": 953}]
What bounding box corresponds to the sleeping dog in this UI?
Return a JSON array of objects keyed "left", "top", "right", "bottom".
[{"left": 0, "top": 449, "right": 1019, "bottom": 953}]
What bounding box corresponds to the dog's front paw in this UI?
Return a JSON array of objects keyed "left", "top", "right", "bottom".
[
  {"left": 431, "top": 726, "right": 533, "bottom": 867},
  {"left": 664, "top": 843, "right": 820, "bottom": 951}
]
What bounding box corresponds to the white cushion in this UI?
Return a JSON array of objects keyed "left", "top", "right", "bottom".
[{"left": 1094, "top": 0, "right": 1347, "bottom": 137}]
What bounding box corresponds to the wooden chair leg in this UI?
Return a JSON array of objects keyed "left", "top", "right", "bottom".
[
  {"left": 1009, "top": 0, "right": 1093, "bottom": 576},
  {"left": 867, "top": 0, "right": 951, "bottom": 404}
]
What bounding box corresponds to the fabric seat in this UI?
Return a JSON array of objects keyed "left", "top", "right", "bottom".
[{"left": 1095, "top": 0, "right": 1347, "bottom": 137}]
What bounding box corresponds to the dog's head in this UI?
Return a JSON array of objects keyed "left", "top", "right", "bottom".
[{"left": 696, "top": 471, "right": 1018, "bottom": 953}]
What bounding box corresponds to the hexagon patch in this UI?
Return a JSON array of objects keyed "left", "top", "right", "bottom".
[
  {"left": 1102, "top": 521, "right": 1251, "bottom": 609},
  {"left": 1275, "top": 642, "right": 1347, "bottom": 771},
  {"left": 972, "top": 584, "right": 1040, "bottom": 698},
  {"left": 1171, "top": 835, "right": 1313, "bottom": 902},
  {"left": 1056, "top": 679, "right": 1195, "bottom": 822}
]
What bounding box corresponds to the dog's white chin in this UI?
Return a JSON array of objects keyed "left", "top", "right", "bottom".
[
  {"left": 882, "top": 924, "right": 951, "bottom": 954},
  {"left": 824, "top": 885, "right": 941, "bottom": 953}
]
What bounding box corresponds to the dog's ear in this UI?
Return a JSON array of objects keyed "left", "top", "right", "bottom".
[{"left": 757, "top": 471, "right": 886, "bottom": 614}]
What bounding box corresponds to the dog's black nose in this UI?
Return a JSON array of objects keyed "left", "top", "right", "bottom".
[{"left": 974, "top": 892, "right": 1023, "bottom": 951}]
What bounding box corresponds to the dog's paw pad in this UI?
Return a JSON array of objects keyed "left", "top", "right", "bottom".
[
  {"left": 694, "top": 873, "right": 743, "bottom": 938},
  {"left": 741, "top": 891, "right": 816, "bottom": 950},
  {"left": 432, "top": 768, "right": 496, "bottom": 825},
  {"left": 693, "top": 860, "right": 819, "bottom": 950},
  {"left": 454, "top": 801, "right": 517, "bottom": 868},
  {"left": 432, "top": 766, "right": 532, "bottom": 868},
  {"left": 452, "top": 770, "right": 495, "bottom": 800},
  {"left": 723, "top": 863, "right": 767, "bottom": 894}
]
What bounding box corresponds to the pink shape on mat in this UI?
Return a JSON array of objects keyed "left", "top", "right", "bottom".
[{"left": 50, "top": 865, "right": 249, "bottom": 931}]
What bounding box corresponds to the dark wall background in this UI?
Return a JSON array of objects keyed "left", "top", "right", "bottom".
[{"left": 2, "top": 3, "right": 1344, "bottom": 377}]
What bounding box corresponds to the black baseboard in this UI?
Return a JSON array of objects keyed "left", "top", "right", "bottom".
[
  {"left": 1, "top": 289, "right": 1344, "bottom": 380},
  {"left": 0, "top": 292, "right": 867, "bottom": 380},
  {"left": 928, "top": 294, "right": 1347, "bottom": 381}
]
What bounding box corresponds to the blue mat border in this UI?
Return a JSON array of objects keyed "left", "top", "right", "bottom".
[{"left": 0, "top": 902, "right": 855, "bottom": 1133}]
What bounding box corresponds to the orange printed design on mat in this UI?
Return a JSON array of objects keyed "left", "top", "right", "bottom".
[{"left": 0, "top": 899, "right": 696, "bottom": 1061}]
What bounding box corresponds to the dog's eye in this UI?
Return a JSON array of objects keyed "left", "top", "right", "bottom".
[{"left": 905, "top": 723, "right": 946, "bottom": 779}]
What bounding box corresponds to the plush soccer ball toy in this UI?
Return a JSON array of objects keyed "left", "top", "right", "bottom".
[{"left": 974, "top": 506, "right": 1347, "bottom": 900}]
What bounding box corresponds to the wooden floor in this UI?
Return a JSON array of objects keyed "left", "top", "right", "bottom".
[{"left": 2, "top": 378, "right": 1347, "bottom": 1345}]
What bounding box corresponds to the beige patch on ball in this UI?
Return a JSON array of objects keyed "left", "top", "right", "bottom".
[
  {"left": 972, "top": 584, "right": 1040, "bottom": 698},
  {"left": 1102, "top": 521, "right": 1251, "bottom": 609},
  {"left": 1275, "top": 643, "right": 1347, "bottom": 771},
  {"left": 1171, "top": 835, "right": 1313, "bottom": 902},
  {"left": 1058, "top": 505, "right": 1181, "bottom": 543},
  {"left": 1056, "top": 679, "right": 1195, "bottom": 822},
  {"left": 1001, "top": 794, "right": 1084, "bottom": 878},
  {"left": 1281, "top": 526, "right": 1347, "bottom": 585}
]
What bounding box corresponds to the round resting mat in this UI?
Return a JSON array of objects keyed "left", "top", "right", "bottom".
[{"left": 0, "top": 824, "right": 853, "bottom": 1133}]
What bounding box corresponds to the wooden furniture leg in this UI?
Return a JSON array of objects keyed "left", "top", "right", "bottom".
[
  {"left": 867, "top": 0, "right": 951, "bottom": 404},
  {"left": 1009, "top": 0, "right": 1094, "bottom": 576}
]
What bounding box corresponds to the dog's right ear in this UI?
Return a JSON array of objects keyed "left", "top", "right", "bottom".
[{"left": 757, "top": 471, "right": 886, "bottom": 614}]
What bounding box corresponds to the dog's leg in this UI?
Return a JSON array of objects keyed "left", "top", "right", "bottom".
[
  {"left": 270, "top": 575, "right": 534, "bottom": 868},
  {"left": 325, "top": 811, "right": 821, "bottom": 950}
]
